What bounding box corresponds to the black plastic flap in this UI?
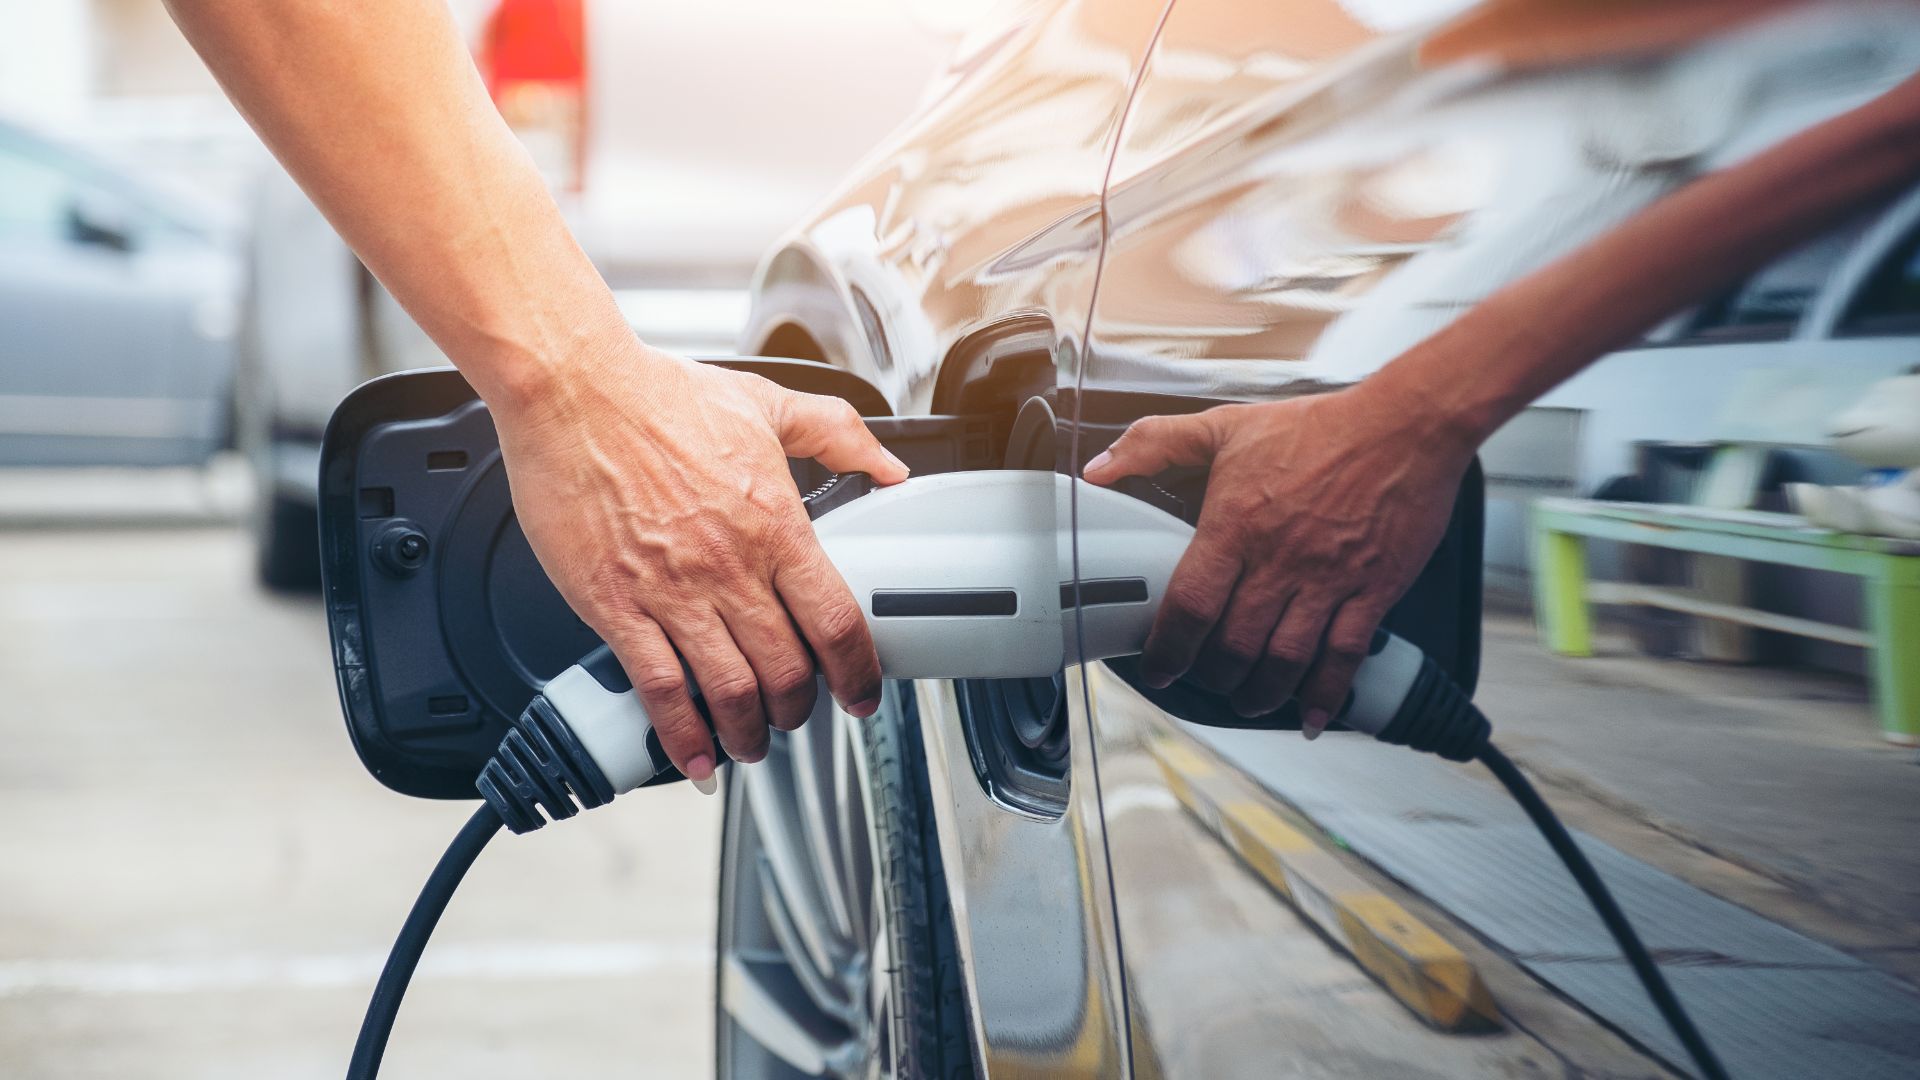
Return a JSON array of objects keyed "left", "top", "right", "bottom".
[{"left": 318, "top": 364, "right": 1001, "bottom": 798}]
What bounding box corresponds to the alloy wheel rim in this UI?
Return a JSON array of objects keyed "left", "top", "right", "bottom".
[{"left": 719, "top": 703, "right": 895, "bottom": 1078}]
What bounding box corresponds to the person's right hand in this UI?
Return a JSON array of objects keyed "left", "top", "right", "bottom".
[
  {"left": 491, "top": 343, "right": 910, "bottom": 786},
  {"left": 1083, "top": 380, "right": 1473, "bottom": 738}
]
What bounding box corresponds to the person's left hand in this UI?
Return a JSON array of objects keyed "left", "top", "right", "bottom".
[{"left": 1082, "top": 381, "right": 1474, "bottom": 737}]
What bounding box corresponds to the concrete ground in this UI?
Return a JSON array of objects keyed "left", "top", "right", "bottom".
[{"left": 0, "top": 521, "right": 721, "bottom": 1079}]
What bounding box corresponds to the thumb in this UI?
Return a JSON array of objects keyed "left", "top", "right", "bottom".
[
  {"left": 767, "top": 389, "right": 911, "bottom": 484},
  {"left": 1083, "top": 411, "right": 1222, "bottom": 485}
]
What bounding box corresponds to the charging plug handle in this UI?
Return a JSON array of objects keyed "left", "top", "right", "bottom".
[
  {"left": 479, "top": 643, "right": 729, "bottom": 834},
  {"left": 1348, "top": 630, "right": 1489, "bottom": 761}
]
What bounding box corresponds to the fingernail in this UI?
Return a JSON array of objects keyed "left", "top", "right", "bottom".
[
  {"left": 882, "top": 449, "right": 910, "bottom": 477},
  {"left": 1303, "top": 709, "right": 1328, "bottom": 741},
  {"left": 848, "top": 696, "right": 880, "bottom": 718},
  {"left": 691, "top": 773, "right": 718, "bottom": 796},
  {"left": 1143, "top": 670, "right": 1173, "bottom": 690},
  {"left": 1082, "top": 450, "right": 1112, "bottom": 477},
  {"left": 685, "top": 753, "right": 715, "bottom": 786}
]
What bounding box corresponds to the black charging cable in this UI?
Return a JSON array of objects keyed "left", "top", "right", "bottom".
[
  {"left": 347, "top": 805, "right": 502, "bottom": 1080},
  {"left": 1355, "top": 669, "right": 1730, "bottom": 1079},
  {"left": 1341, "top": 657, "right": 1731, "bottom": 1080},
  {"left": 1476, "top": 743, "right": 1730, "bottom": 1080}
]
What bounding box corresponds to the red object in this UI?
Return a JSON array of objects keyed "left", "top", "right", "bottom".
[{"left": 478, "top": 0, "right": 588, "bottom": 192}]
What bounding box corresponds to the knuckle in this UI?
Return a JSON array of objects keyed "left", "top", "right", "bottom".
[
  {"left": 1265, "top": 637, "right": 1314, "bottom": 668},
  {"left": 633, "top": 664, "right": 690, "bottom": 703},
  {"left": 705, "top": 672, "right": 762, "bottom": 714},
  {"left": 815, "top": 599, "right": 869, "bottom": 652},
  {"left": 1126, "top": 416, "right": 1166, "bottom": 443}
]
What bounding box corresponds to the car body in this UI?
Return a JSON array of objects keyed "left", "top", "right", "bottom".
[
  {"left": 0, "top": 118, "right": 238, "bottom": 467},
  {"left": 719, "top": 1, "right": 1920, "bottom": 1077}
]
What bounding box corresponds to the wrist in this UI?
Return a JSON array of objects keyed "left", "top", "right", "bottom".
[
  {"left": 469, "top": 318, "right": 676, "bottom": 425},
  {"left": 1343, "top": 369, "right": 1488, "bottom": 466}
]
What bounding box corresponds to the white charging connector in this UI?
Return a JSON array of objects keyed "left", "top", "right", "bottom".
[{"left": 478, "top": 471, "right": 1472, "bottom": 829}]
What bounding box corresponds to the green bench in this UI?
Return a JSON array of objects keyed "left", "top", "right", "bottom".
[{"left": 1531, "top": 497, "right": 1920, "bottom": 745}]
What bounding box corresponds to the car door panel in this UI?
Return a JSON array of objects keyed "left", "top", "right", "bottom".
[{"left": 1074, "top": 3, "right": 1920, "bottom": 1077}]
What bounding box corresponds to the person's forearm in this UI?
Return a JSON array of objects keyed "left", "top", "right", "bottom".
[
  {"left": 164, "top": 0, "right": 633, "bottom": 409},
  {"left": 1366, "top": 72, "right": 1920, "bottom": 446}
]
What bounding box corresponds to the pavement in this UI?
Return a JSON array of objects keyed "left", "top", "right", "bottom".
[{"left": 0, "top": 520, "right": 722, "bottom": 1079}]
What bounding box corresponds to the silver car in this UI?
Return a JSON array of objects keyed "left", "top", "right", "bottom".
[{"left": 0, "top": 119, "right": 238, "bottom": 467}]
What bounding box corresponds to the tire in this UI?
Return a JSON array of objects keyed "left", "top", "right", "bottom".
[
  {"left": 255, "top": 489, "right": 322, "bottom": 592},
  {"left": 716, "top": 682, "right": 974, "bottom": 1079}
]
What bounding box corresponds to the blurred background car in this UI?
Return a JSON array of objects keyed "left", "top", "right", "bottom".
[{"left": 0, "top": 117, "right": 238, "bottom": 468}]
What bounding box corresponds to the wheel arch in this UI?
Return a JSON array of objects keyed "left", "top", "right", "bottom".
[{"left": 744, "top": 244, "right": 881, "bottom": 378}]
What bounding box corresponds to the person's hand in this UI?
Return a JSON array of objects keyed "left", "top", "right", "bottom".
[
  {"left": 492, "top": 344, "right": 909, "bottom": 784},
  {"left": 1082, "top": 381, "right": 1473, "bottom": 738}
]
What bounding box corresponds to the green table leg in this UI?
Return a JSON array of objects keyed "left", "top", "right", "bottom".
[
  {"left": 1864, "top": 558, "right": 1920, "bottom": 746},
  {"left": 1532, "top": 521, "right": 1593, "bottom": 657}
]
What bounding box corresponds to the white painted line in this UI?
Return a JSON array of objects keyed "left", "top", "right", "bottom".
[{"left": 0, "top": 940, "right": 713, "bottom": 997}]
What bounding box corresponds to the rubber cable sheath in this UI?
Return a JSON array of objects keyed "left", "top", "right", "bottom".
[
  {"left": 1478, "top": 743, "right": 1730, "bottom": 1080},
  {"left": 348, "top": 804, "right": 504, "bottom": 1079}
]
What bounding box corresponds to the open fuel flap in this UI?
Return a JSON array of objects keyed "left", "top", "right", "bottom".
[
  {"left": 319, "top": 360, "right": 1011, "bottom": 797},
  {"left": 320, "top": 363, "right": 1480, "bottom": 800}
]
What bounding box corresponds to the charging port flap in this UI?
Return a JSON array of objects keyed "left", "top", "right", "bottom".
[{"left": 319, "top": 364, "right": 1006, "bottom": 798}]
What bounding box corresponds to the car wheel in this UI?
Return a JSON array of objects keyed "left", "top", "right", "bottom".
[
  {"left": 716, "top": 682, "right": 973, "bottom": 1079},
  {"left": 255, "top": 489, "right": 321, "bottom": 592}
]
